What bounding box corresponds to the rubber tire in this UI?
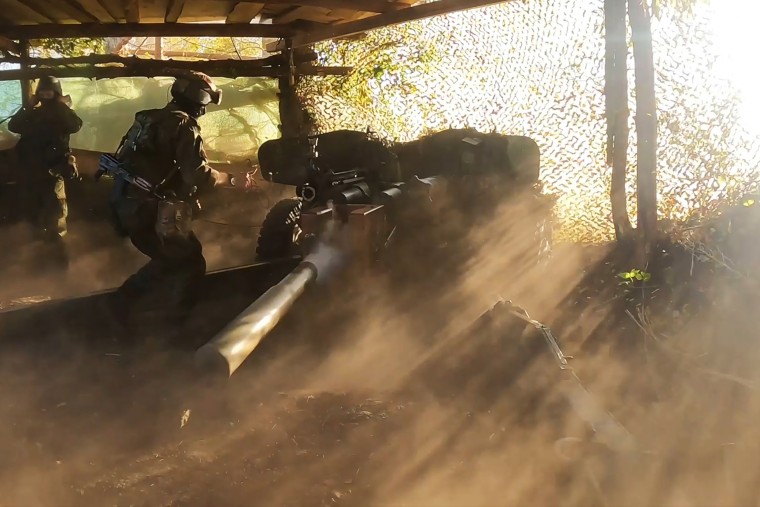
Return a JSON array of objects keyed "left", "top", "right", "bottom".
[{"left": 256, "top": 198, "right": 303, "bottom": 261}]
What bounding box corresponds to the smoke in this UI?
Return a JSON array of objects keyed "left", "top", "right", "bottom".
[
  {"left": 0, "top": 185, "right": 613, "bottom": 506},
  {"left": 3, "top": 177, "right": 760, "bottom": 506},
  {"left": 302, "top": 211, "right": 347, "bottom": 284}
]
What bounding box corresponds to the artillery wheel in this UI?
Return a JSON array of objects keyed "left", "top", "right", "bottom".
[{"left": 256, "top": 198, "right": 303, "bottom": 260}]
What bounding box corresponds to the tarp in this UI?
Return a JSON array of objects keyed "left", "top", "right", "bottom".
[{"left": 0, "top": 77, "right": 281, "bottom": 163}]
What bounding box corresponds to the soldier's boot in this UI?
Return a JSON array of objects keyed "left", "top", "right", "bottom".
[
  {"left": 161, "top": 263, "right": 205, "bottom": 349},
  {"left": 38, "top": 203, "right": 70, "bottom": 272}
]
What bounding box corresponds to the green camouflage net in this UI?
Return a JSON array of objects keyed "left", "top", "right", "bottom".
[{"left": 300, "top": 0, "right": 760, "bottom": 242}]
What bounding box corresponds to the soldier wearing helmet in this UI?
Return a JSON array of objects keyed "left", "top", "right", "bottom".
[
  {"left": 8, "top": 75, "right": 83, "bottom": 268},
  {"left": 106, "top": 71, "right": 241, "bottom": 330}
]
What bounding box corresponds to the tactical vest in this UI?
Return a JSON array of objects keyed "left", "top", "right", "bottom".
[
  {"left": 115, "top": 107, "right": 191, "bottom": 189},
  {"left": 15, "top": 107, "right": 72, "bottom": 170}
]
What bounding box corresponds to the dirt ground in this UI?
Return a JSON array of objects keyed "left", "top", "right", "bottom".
[{"left": 1, "top": 190, "right": 759, "bottom": 507}]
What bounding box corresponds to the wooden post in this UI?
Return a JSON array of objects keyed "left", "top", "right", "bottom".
[
  {"left": 277, "top": 39, "right": 303, "bottom": 138},
  {"left": 155, "top": 36, "right": 163, "bottom": 60},
  {"left": 18, "top": 39, "right": 33, "bottom": 109}
]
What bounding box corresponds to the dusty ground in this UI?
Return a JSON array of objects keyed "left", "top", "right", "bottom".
[{"left": 1, "top": 189, "right": 759, "bottom": 507}]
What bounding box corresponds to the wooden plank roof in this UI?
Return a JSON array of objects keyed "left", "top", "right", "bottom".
[
  {"left": 0, "top": 1, "right": 415, "bottom": 29},
  {"left": 0, "top": 0, "right": 508, "bottom": 47}
]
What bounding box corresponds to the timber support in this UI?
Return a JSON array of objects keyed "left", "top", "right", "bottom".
[
  {"left": 18, "top": 39, "right": 33, "bottom": 109},
  {"left": 277, "top": 39, "right": 305, "bottom": 138}
]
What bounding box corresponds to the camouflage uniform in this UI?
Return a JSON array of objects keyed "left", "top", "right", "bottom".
[
  {"left": 8, "top": 100, "right": 82, "bottom": 248},
  {"left": 111, "top": 103, "right": 227, "bottom": 321}
]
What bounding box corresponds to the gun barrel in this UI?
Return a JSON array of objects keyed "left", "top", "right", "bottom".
[{"left": 195, "top": 260, "right": 318, "bottom": 377}]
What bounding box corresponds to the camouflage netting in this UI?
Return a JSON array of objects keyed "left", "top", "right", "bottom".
[
  {"left": 0, "top": 77, "right": 280, "bottom": 163},
  {"left": 300, "top": 0, "right": 760, "bottom": 242}
]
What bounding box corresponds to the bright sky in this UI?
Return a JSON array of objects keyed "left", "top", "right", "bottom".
[{"left": 709, "top": 0, "right": 759, "bottom": 135}]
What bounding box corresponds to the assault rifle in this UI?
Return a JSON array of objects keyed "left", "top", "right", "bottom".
[{"left": 95, "top": 153, "right": 162, "bottom": 198}]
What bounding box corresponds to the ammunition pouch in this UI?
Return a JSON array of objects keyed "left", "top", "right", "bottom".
[
  {"left": 155, "top": 198, "right": 193, "bottom": 241},
  {"left": 48, "top": 152, "right": 78, "bottom": 180}
]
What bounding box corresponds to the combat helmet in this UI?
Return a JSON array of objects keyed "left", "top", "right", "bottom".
[
  {"left": 35, "top": 75, "right": 63, "bottom": 101},
  {"left": 170, "top": 70, "right": 222, "bottom": 108}
]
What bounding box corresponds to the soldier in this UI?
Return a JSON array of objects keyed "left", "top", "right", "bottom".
[
  {"left": 8, "top": 76, "right": 83, "bottom": 268},
  {"left": 105, "top": 71, "right": 243, "bottom": 332}
]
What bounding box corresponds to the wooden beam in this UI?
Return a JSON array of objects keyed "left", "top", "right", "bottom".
[
  {"left": 208, "top": 0, "right": 405, "bottom": 13},
  {"left": 70, "top": 0, "right": 116, "bottom": 21},
  {"left": 0, "top": 23, "right": 297, "bottom": 39},
  {"left": 1, "top": 52, "right": 315, "bottom": 67},
  {"left": 154, "top": 37, "right": 163, "bottom": 59},
  {"left": 283, "top": 0, "right": 512, "bottom": 48},
  {"left": 20, "top": 0, "right": 99, "bottom": 23},
  {"left": 18, "top": 40, "right": 33, "bottom": 109},
  {"left": 5, "top": 0, "right": 54, "bottom": 23},
  {"left": 165, "top": 0, "right": 187, "bottom": 23},
  {"left": 56, "top": 0, "right": 101, "bottom": 23},
  {"left": 131, "top": 47, "right": 318, "bottom": 62},
  {"left": 273, "top": 6, "right": 313, "bottom": 24},
  {"left": 226, "top": 2, "right": 265, "bottom": 24},
  {"left": 94, "top": 0, "right": 121, "bottom": 21},
  {"left": 132, "top": 49, "right": 264, "bottom": 60},
  {"left": 124, "top": 0, "right": 140, "bottom": 23},
  {"left": 0, "top": 63, "right": 351, "bottom": 81},
  {"left": 0, "top": 37, "right": 20, "bottom": 55}
]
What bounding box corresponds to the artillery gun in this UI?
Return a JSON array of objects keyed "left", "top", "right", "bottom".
[
  {"left": 196, "top": 127, "right": 554, "bottom": 377},
  {"left": 255, "top": 129, "right": 405, "bottom": 262},
  {"left": 254, "top": 127, "right": 552, "bottom": 264}
]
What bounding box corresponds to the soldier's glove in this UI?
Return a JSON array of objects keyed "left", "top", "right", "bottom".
[{"left": 65, "top": 154, "right": 80, "bottom": 181}]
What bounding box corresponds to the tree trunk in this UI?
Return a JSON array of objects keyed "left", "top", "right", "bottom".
[
  {"left": 604, "top": 0, "right": 633, "bottom": 242},
  {"left": 628, "top": 0, "right": 658, "bottom": 247}
]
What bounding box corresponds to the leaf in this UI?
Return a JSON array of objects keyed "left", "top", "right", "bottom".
[
  {"left": 742, "top": 199, "right": 755, "bottom": 207},
  {"left": 180, "top": 409, "right": 191, "bottom": 429},
  {"left": 619, "top": 269, "right": 651, "bottom": 282}
]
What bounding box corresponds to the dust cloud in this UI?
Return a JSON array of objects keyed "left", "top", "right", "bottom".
[{"left": 0, "top": 181, "right": 759, "bottom": 507}]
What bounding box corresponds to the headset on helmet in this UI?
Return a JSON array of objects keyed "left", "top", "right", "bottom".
[
  {"left": 35, "top": 76, "right": 62, "bottom": 101},
  {"left": 170, "top": 70, "right": 222, "bottom": 107}
]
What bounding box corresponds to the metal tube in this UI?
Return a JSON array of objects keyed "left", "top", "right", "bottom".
[{"left": 195, "top": 261, "right": 318, "bottom": 377}]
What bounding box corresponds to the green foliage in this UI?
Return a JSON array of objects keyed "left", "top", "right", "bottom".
[
  {"left": 160, "top": 37, "right": 265, "bottom": 58},
  {"left": 32, "top": 38, "right": 106, "bottom": 57},
  {"left": 118, "top": 37, "right": 265, "bottom": 59},
  {"left": 298, "top": 23, "right": 443, "bottom": 138},
  {"left": 618, "top": 269, "right": 652, "bottom": 283}
]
